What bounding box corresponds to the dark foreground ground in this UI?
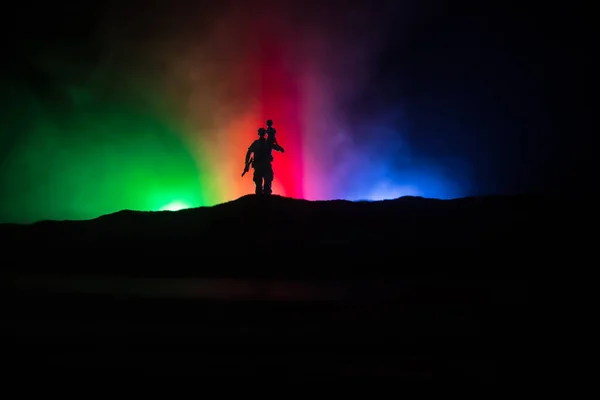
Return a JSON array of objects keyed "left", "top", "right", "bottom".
[{"left": 0, "top": 191, "right": 586, "bottom": 384}]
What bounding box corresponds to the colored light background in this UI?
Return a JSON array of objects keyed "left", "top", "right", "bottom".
[{"left": 0, "top": 1, "right": 472, "bottom": 223}]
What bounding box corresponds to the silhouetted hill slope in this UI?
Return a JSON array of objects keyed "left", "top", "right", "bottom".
[
  {"left": 0, "top": 191, "right": 584, "bottom": 279},
  {"left": 2, "top": 191, "right": 580, "bottom": 384}
]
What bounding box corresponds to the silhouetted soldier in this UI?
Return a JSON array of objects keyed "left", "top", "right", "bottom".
[
  {"left": 243, "top": 127, "right": 284, "bottom": 195},
  {"left": 265, "top": 119, "right": 285, "bottom": 155}
]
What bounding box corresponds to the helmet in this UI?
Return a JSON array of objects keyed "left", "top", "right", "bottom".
[
  {"left": 266, "top": 119, "right": 273, "bottom": 126},
  {"left": 258, "top": 127, "right": 266, "bottom": 135}
]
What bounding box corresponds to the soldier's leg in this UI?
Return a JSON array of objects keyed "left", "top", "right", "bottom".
[
  {"left": 252, "top": 169, "right": 263, "bottom": 195},
  {"left": 263, "top": 165, "right": 274, "bottom": 195}
]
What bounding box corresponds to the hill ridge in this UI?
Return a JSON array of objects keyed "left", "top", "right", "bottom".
[
  {"left": 0, "top": 189, "right": 583, "bottom": 279},
  {"left": 1, "top": 194, "right": 446, "bottom": 227}
]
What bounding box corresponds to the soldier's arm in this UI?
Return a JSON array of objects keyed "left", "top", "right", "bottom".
[
  {"left": 272, "top": 142, "right": 285, "bottom": 153},
  {"left": 245, "top": 142, "right": 255, "bottom": 164}
]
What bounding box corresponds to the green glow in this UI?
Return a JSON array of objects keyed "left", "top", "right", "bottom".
[
  {"left": 0, "top": 83, "right": 213, "bottom": 224},
  {"left": 160, "top": 201, "right": 191, "bottom": 212}
]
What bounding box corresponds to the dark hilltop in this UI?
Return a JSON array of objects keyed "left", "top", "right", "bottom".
[
  {"left": 0, "top": 190, "right": 580, "bottom": 278},
  {"left": 0, "top": 190, "right": 586, "bottom": 384}
]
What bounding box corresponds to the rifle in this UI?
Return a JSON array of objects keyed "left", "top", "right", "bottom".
[{"left": 242, "top": 157, "right": 253, "bottom": 177}]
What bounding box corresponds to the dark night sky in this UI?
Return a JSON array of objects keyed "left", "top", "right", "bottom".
[
  {"left": 0, "top": 0, "right": 593, "bottom": 222},
  {"left": 369, "top": 0, "right": 592, "bottom": 194}
]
